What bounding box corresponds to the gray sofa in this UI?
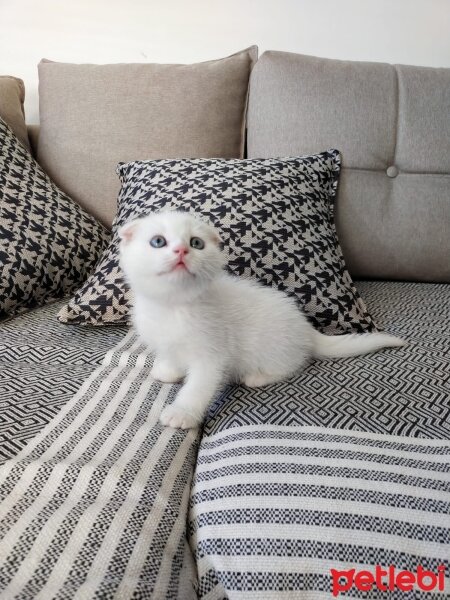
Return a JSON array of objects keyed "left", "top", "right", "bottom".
[{"left": 0, "top": 51, "right": 449, "bottom": 599}]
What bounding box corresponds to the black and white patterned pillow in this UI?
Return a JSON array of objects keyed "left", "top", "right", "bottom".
[
  {"left": 58, "top": 151, "right": 377, "bottom": 333},
  {"left": 0, "top": 116, "right": 110, "bottom": 320}
]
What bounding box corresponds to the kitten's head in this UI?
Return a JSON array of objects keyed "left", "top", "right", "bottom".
[{"left": 119, "top": 211, "right": 224, "bottom": 301}]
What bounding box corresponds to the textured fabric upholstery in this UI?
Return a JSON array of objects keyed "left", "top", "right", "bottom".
[{"left": 247, "top": 51, "right": 450, "bottom": 282}]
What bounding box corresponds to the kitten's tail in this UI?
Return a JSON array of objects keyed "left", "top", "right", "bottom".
[{"left": 312, "top": 330, "right": 407, "bottom": 359}]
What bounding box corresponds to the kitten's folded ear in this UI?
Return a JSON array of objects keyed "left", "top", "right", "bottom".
[{"left": 118, "top": 220, "right": 139, "bottom": 244}]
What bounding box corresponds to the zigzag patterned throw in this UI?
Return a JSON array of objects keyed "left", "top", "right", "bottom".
[{"left": 0, "top": 300, "right": 129, "bottom": 463}]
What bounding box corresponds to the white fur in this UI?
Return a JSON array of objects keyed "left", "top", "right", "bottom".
[{"left": 119, "top": 211, "right": 406, "bottom": 429}]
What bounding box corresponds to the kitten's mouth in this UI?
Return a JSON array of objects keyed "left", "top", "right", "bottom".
[
  {"left": 173, "top": 262, "right": 188, "bottom": 272},
  {"left": 161, "top": 260, "right": 194, "bottom": 276}
]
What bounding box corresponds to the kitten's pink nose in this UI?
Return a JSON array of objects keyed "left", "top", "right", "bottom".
[{"left": 173, "top": 244, "right": 189, "bottom": 256}]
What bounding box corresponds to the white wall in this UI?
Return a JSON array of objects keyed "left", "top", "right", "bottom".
[{"left": 1, "top": 0, "right": 449, "bottom": 123}]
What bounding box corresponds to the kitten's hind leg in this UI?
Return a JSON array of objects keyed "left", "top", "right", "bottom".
[
  {"left": 151, "top": 356, "right": 184, "bottom": 383},
  {"left": 243, "top": 372, "right": 286, "bottom": 388}
]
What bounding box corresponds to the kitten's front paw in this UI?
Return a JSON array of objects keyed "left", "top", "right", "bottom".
[
  {"left": 160, "top": 405, "right": 201, "bottom": 429},
  {"left": 151, "top": 362, "right": 184, "bottom": 384}
]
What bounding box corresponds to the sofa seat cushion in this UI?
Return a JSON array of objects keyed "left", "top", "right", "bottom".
[
  {"left": 189, "top": 280, "right": 450, "bottom": 599},
  {"left": 247, "top": 52, "right": 450, "bottom": 282}
]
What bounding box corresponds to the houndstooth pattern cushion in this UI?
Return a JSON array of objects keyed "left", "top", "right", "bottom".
[
  {"left": 0, "top": 117, "right": 110, "bottom": 320},
  {"left": 58, "top": 151, "right": 377, "bottom": 333}
]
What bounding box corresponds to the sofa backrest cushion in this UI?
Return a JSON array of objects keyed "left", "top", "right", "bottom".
[
  {"left": 37, "top": 47, "right": 257, "bottom": 228},
  {"left": 27, "top": 124, "right": 39, "bottom": 158},
  {"left": 247, "top": 51, "right": 450, "bottom": 282},
  {"left": 0, "top": 76, "right": 30, "bottom": 150}
]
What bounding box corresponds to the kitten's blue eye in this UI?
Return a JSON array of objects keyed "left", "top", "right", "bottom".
[
  {"left": 150, "top": 235, "right": 167, "bottom": 248},
  {"left": 190, "top": 237, "right": 205, "bottom": 250}
]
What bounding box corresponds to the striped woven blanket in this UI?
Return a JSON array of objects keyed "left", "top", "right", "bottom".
[
  {"left": 189, "top": 281, "right": 450, "bottom": 599},
  {"left": 0, "top": 319, "right": 198, "bottom": 599}
]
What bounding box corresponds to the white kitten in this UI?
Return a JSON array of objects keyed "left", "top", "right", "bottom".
[{"left": 119, "top": 211, "right": 406, "bottom": 430}]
